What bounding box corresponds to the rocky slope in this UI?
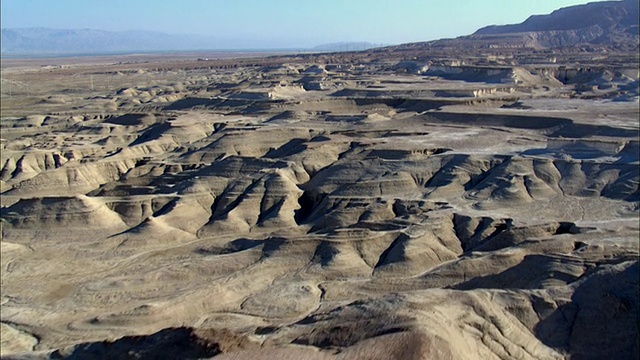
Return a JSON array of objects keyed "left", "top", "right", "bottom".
[{"left": 396, "top": 0, "right": 639, "bottom": 51}]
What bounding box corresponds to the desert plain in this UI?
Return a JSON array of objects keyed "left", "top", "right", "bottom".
[{"left": 0, "top": 37, "right": 639, "bottom": 360}]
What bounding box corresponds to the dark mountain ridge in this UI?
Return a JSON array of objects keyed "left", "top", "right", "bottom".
[
  {"left": 475, "top": 0, "right": 638, "bottom": 34},
  {"left": 392, "top": 0, "right": 638, "bottom": 52},
  {"left": 471, "top": 0, "right": 639, "bottom": 50}
]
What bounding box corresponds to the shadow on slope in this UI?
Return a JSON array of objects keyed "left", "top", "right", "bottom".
[
  {"left": 535, "top": 261, "right": 639, "bottom": 359},
  {"left": 48, "top": 327, "right": 249, "bottom": 360}
]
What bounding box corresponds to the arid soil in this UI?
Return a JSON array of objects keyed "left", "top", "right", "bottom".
[{"left": 1, "top": 48, "right": 638, "bottom": 359}]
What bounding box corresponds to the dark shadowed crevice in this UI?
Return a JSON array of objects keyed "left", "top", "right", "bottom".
[
  {"left": 374, "top": 235, "right": 405, "bottom": 269},
  {"left": 555, "top": 222, "right": 576, "bottom": 235},
  {"left": 311, "top": 241, "right": 340, "bottom": 267},
  {"left": 295, "top": 189, "right": 324, "bottom": 225},
  {"left": 49, "top": 327, "right": 225, "bottom": 360}
]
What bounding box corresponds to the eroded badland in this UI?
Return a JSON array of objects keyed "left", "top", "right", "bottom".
[{"left": 1, "top": 40, "right": 639, "bottom": 359}]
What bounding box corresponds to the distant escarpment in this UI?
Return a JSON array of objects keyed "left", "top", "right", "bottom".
[{"left": 396, "top": 0, "right": 639, "bottom": 51}]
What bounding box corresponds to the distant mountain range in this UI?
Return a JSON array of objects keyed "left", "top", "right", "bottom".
[
  {"left": 394, "top": 0, "right": 639, "bottom": 51},
  {"left": 0, "top": 28, "right": 326, "bottom": 55},
  {"left": 0, "top": 28, "right": 385, "bottom": 56},
  {"left": 0, "top": 28, "right": 383, "bottom": 56},
  {"left": 0, "top": 28, "right": 220, "bottom": 55},
  {"left": 313, "top": 42, "right": 379, "bottom": 52}
]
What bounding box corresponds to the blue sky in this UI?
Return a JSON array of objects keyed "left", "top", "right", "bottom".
[{"left": 1, "top": 0, "right": 609, "bottom": 47}]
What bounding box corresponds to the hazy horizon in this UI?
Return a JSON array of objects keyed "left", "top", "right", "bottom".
[{"left": 1, "top": 0, "right": 613, "bottom": 49}]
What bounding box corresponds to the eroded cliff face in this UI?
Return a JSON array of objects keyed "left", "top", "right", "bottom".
[{"left": 474, "top": 0, "right": 639, "bottom": 49}]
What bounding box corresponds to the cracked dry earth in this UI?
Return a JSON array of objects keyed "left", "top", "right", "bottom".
[{"left": 0, "top": 56, "right": 638, "bottom": 359}]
